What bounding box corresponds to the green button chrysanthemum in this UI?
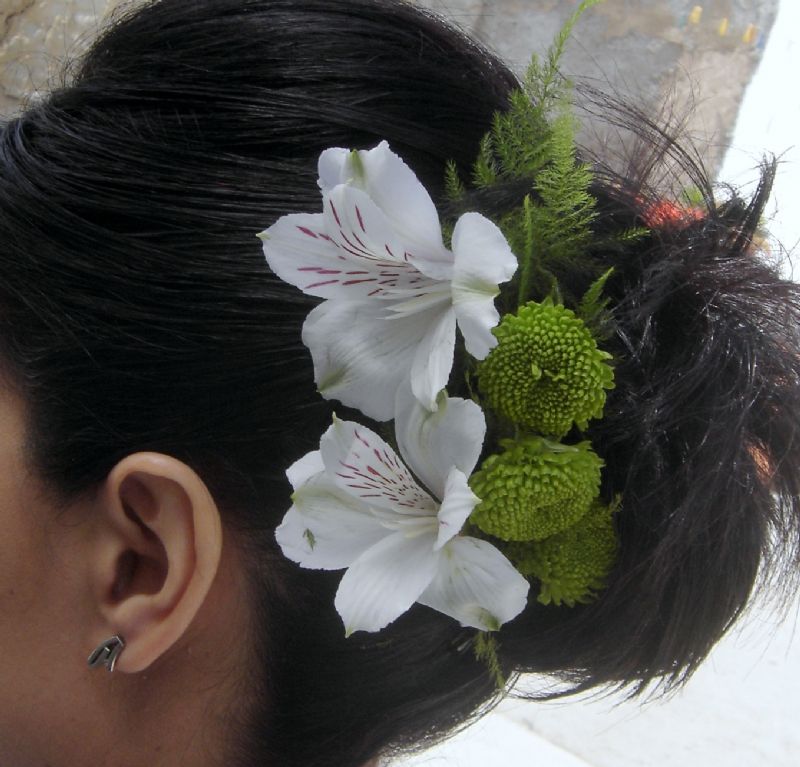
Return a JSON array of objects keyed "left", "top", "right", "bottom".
[
  {"left": 469, "top": 437, "right": 603, "bottom": 542},
  {"left": 508, "top": 498, "right": 619, "bottom": 607},
  {"left": 478, "top": 299, "right": 614, "bottom": 437}
]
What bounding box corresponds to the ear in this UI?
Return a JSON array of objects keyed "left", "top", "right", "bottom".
[{"left": 90, "top": 452, "right": 223, "bottom": 673}]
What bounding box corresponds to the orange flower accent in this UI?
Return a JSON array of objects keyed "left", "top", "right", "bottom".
[{"left": 641, "top": 199, "right": 705, "bottom": 229}]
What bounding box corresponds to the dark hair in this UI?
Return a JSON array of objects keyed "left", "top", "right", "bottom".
[{"left": 1, "top": 1, "right": 798, "bottom": 766}]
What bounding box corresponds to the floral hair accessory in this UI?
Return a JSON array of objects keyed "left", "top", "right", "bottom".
[
  {"left": 275, "top": 384, "right": 529, "bottom": 635},
  {"left": 258, "top": 0, "right": 622, "bottom": 638},
  {"left": 258, "top": 140, "right": 516, "bottom": 420},
  {"left": 261, "top": 144, "right": 530, "bottom": 635}
]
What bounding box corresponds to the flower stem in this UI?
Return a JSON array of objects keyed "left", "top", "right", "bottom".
[
  {"left": 474, "top": 631, "right": 506, "bottom": 691},
  {"left": 516, "top": 195, "right": 535, "bottom": 307}
]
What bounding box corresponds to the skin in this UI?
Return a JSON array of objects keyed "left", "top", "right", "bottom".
[{"left": 0, "top": 384, "right": 257, "bottom": 767}]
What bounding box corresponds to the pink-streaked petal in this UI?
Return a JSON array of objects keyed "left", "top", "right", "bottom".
[
  {"left": 418, "top": 536, "right": 530, "bottom": 631},
  {"left": 319, "top": 416, "right": 436, "bottom": 514},
  {"left": 259, "top": 205, "right": 430, "bottom": 301},
  {"left": 395, "top": 384, "right": 486, "bottom": 499},
  {"left": 286, "top": 449, "right": 324, "bottom": 491},
  {"left": 302, "top": 299, "right": 450, "bottom": 421},
  {"left": 259, "top": 212, "right": 358, "bottom": 299},
  {"left": 450, "top": 212, "right": 518, "bottom": 359},
  {"left": 409, "top": 307, "right": 457, "bottom": 413},
  {"left": 323, "top": 184, "right": 404, "bottom": 264},
  {"left": 320, "top": 141, "right": 449, "bottom": 264},
  {"left": 276, "top": 475, "right": 388, "bottom": 570},
  {"left": 434, "top": 468, "right": 481, "bottom": 549},
  {"left": 326, "top": 186, "right": 452, "bottom": 289},
  {"left": 334, "top": 531, "right": 439, "bottom": 635},
  {"left": 322, "top": 184, "right": 446, "bottom": 299}
]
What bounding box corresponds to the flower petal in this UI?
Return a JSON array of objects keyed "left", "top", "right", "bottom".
[
  {"left": 451, "top": 212, "right": 518, "bottom": 359},
  {"left": 320, "top": 416, "right": 436, "bottom": 514},
  {"left": 259, "top": 212, "right": 356, "bottom": 299},
  {"left": 451, "top": 211, "right": 518, "bottom": 286},
  {"left": 318, "top": 141, "right": 449, "bottom": 270},
  {"left": 274, "top": 506, "right": 317, "bottom": 563},
  {"left": 317, "top": 147, "right": 350, "bottom": 192},
  {"left": 410, "top": 306, "right": 457, "bottom": 413},
  {"left": 302, "top": 298, "right": 453, "bottom": 421},
  {"left": 323, "top": 180, "right": 455, "bottom": 289},
  {"left": 259, "top": 201, "right": 437, "bottom": 301},
  {"left": 323, "top": 184, "right": 410, "bottom": 271},
  {"left": 383, "top": 286, "right": 451, "bottom": 317},
  {"left": 286, "top": 449, "right": 324, "bottom": 491},
  {"left": 276, "top": 474, "right": 388, "bottom": 570},
  {"left": 418, "top": 536, "right": 530, "bottom": 631},
  {"left": 452, "top": 291, "right": 501, "bottom": 361},
  {"left": 435, "top": 467, "right": 481, "bottom": 549},
  {"left": 395, "top": 384, "right": 486, "bottom": 499},
  {"left": 334, "top": 531, "right": 439, "bottom": 635}
]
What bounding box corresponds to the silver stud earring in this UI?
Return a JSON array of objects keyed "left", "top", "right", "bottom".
[{"left": 87, "top": 634, "right": 126, "bottom": 672}]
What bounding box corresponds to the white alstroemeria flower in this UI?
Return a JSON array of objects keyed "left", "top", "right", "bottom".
[
  {"left": 275, "top": 385, "right": 529, "bottom": 635},
  {"left": 257, "top": 140, "right": 517, "bottom": 421}
]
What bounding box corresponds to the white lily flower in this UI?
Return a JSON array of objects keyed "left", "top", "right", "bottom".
[
  {"left": 275, "top": 385, "right": 530, "bottom": 635},
  {"left": 258, "top": 141, "right": 518, "bottom": 421}
]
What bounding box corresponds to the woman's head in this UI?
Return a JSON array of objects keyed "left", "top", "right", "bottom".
[{"left": 1, "top": 1, "right": 798, "bottom": 766}]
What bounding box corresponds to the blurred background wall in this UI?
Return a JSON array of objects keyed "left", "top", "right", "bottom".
[
  {"left": 1, "top": 1, "right": 779, "bottom": 175},
  {"left": 420, "top": 0, "right": 778, "bottom": 174}
]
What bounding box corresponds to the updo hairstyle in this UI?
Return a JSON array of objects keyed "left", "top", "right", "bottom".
[{"left": 1, "top": 2, "right": 798, "bottom": 766}]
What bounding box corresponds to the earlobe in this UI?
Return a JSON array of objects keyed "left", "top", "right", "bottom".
[{"left": 90, "top": 452, "right": 223, "bottom": 674}]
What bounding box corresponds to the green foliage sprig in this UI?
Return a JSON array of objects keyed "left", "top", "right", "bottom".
[{"left": 458, "top": 0, "right": 605, "bottom": 309}]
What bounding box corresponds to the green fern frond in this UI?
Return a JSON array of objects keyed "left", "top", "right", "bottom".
[
  {"left": 445, "top": 159, "right": 466, "bottom": 201},
  {"left": 525, "top": 0, "right": 604, "bottom": 109},
  {"left": 579, "top": 267, "right": 614, "bottom": 319},
  {"left": 510, "top": 99, "right": 597, "bottom": 303},
  {"left": 616, "top": 226, "right": 650, "bottom": 244},
  {"left": 492, "top": 89, "right": 552, "bottom": 178},
  {"left": 531, "top": 107, "right": 596, "bottom": 254},
  {"left": 473, "top": 133, "right": 498, "bottom": 188},
  {"left": 453, "top": 0, "right": 604, "bottom": 310},
  {"left": 441, "top": 220, "right": 454, "bottom": 250},
  {"left": 470, "top": 0, "right": 603, "bottom": 184},
  {"left": 474, "top": 1, "right": 602, "bottom": 306},
  {"left": 577, "top": 267, "right": 615, "bottom": 338}
]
